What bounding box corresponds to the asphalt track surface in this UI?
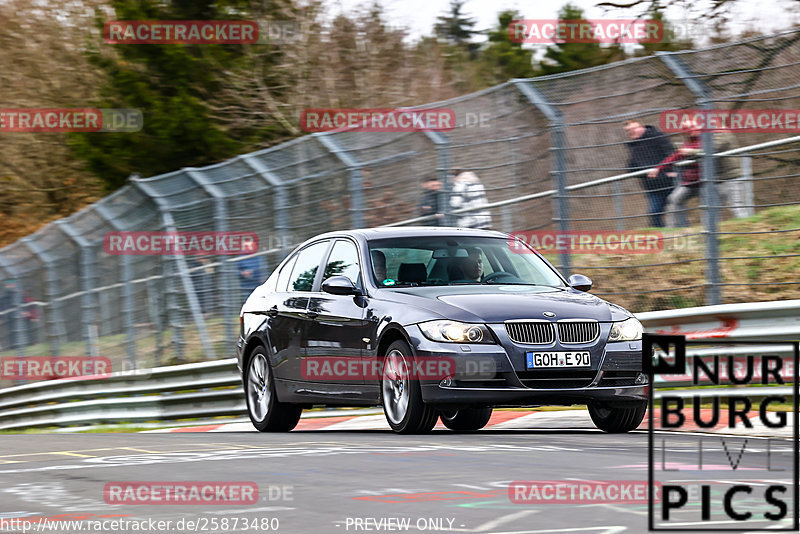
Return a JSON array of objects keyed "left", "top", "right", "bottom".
[{"left": 0, "top": 422, "right": 796, "bottom": 534}]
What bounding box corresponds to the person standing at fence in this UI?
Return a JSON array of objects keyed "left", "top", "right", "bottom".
[
  {"left": 0, "top": 280, "right": 18, "bottom": 350},
  {"left": 189, "top": 257, "right": 215, "bottom": 313},
  {"left": 418, "top": 175, "right": 444, "bottom": 226},
  {"left": 623, "top": 120, "right": 676, "bottom": 227},
  {"left": 648, "top": 118, "right": 702, "bottom": 227},
  {"left": 713, "top": 129, "right": 749, "bottom": 219},
  {"left": 238, "top": 241, "right": 265, "bottom": 301},
  {"left": 450, "top": 169, "right": 492, "bottom": 229}
]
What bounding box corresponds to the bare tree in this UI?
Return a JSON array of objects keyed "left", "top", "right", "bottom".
[{"left": 0, "top": 0, "right": 106, "bottom": 246}]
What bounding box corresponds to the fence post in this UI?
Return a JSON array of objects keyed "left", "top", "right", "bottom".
[
  {"left": 94, "top": 204, "right": 138, "bottom": 368},
  {"left": 659, "top": 52, "right": 721, "bottom": 306},
  {"left": 512, "top": 80, "right": 571, "bottom": 275},
  {"left": 739, "top": 156, "right": 755, "bottom": 217},
  {"left": 424, "top": 131, "right": 453, "bottom": 227},
  {"left": 315, "top": 133, "right": 364, "bottom": 229},
  {"left": 186, "top": 169, "right": 235, "bottom": 345},
  {"left": 241, "top": 155, "right": 290, "bottom": 253},
  {"left": 129, "top": 179, "right": 216, "bottom": 362},
  {"left": 22, "top": 239, "right": 65, "bottom": 357},
  {"left": 0, "top": 256, "right": 27, "bottom": 351},
  {"left": 613, "top": 181, "right": 626, "bottom": 231},
  {"left": 55, "top": 221, "right": 96, "bottom": 359}
]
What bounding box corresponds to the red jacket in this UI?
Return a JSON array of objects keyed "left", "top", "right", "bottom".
[{"left": 656, "top": 134, "right": 701, "bottom": 186}]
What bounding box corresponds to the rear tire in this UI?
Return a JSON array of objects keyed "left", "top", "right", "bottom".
[
  {"left": 245, "top": 346, "right": 302, "bottom": 432},
  {"left": 588, "top": 401, "right": 646, "bottom": 433},
  {"left": 440, "top": 407, "right": 493, "bottom": 431},
  {"left": 380, "top": 340, "right": 438, "bottom": 434}
]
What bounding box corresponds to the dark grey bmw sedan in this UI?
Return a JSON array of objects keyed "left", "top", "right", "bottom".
[{"left": 237, "top": 227, "right": 647, "bottom": 434}]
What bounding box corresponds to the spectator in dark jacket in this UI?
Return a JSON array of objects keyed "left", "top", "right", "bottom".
[
  {"left": 418, "top": 175, "right": 444, "bottom": 226},
  {"left": 624, "top": 120, "right": 676, "bottom": 227}
]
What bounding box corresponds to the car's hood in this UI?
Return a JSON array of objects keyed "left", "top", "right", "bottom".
[{"left": 380, "top": 285, "right": 631, "bottom": 324}]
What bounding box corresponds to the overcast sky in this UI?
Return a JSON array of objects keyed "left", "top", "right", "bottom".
[{"left": 331, "top": 0, "right": 800, "bottom": 43}]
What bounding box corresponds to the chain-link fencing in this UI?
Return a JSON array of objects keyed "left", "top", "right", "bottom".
[{"left": 1, "top": 29, "right": 799, "bottom": 381}]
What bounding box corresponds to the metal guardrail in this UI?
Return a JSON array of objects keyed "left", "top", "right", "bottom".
[
  {"left": 0, "top": 300, "right": 796, "bottom": 431},
  {"left": 0, "top": 358, "right": 242, "bottom": 430}
]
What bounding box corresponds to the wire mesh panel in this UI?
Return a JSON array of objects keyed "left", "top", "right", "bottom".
[
  {"left": 676, "top": 31, "right": 800, "bottom": 304},
  {"left": 1, "top": 29, "right": 799, "bottom": 381}
]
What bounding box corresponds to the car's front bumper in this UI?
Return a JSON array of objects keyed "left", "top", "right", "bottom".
[
  {"left": 405, "top": 323, "right": 646, "bottom": 407},
  {"left": 421, "top": 383, "right": 647, "bottom": 406}
]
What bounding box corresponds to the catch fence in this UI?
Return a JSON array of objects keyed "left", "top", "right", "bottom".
[{"left": 1, "top": 29, "right": 799, "bottom": 376}]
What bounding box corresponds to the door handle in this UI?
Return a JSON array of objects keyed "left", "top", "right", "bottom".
[
  {"left": 304, "top": 310, "right": 319, "bottom": 319},
  {"left": 266, "top": 306, "right": 278, "bottom": 317}
]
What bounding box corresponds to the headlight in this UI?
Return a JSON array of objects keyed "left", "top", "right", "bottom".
[
  {"left": 608, "top": 317, "right": 643, "bottom": 342},
  {"left": 418, "top": 320, "right": 494, "bottom": 344}
]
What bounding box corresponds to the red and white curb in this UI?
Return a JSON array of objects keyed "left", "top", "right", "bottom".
[
  {"left": 144, "top": 408, "right": 792, "bottom": 437},
  {"left": 145, "top": 409, "right": 593, "bottom": 433}
]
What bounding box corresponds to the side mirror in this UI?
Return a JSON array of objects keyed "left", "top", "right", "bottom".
[
  {"left": 568, "top": 274, "right": 592, "bottom": 292},
  {"left": 321, "top": 275, "right": 361, "bottom": 296}
]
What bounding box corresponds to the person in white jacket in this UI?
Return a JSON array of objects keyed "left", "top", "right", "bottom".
[{"left": 450, "top": 170, "right": 492, "bottom": 229}]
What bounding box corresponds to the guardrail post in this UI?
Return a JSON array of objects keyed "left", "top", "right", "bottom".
[
  {"left": 512, "top": 80, "right": 571, "bottom": 275},
  {"left": 22, "top": 239, "right": 64, "bottom": 357},
  {"left": 424, "top": 131, "right": 453, "bottom": 227},
  {"left": 129, "top": 179, "right": 216, "bottom": 362},
  {"left": 658, "top": 53, "right": 721, "bottom": 306},
  {"left": 55, "top": 221, "right": 96, "bottom": 358},
  {"left": 315, "top": 133, "right": 364, "bottom": 229}
]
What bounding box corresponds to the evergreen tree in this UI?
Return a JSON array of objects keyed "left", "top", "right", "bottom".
[
  {"left": 478, "top": 10, "right": 536, "bottom": 83},
  {"left": 636, "top": 9, "right": 694, "bottom": 55},
  {"left": 69, "top": 0, "right": 261, "bottom": 190},
  {"left": 538, "top": 4, "right": 622, "bottom": 75},
  {"left": 434, "top": 0, "right": 479, "bottom": 58}
]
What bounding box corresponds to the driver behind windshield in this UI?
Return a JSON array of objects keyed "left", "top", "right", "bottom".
[{"left": 448, "top": 247, "right": 483, "bottom": 282}]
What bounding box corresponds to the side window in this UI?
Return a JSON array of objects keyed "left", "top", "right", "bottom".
[
  {"left": 275, "top": 255, "right": 297, "bottom": 292},
  {"left": 288, "top": 241, "right": 329, "bottom": 292},
  {"left": 323, "top": 240, "right": 361, "bottom": 286}
]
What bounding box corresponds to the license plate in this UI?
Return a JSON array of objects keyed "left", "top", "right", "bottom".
[{"left": 526, "top": 351, "right": 591, "bottom": 369}]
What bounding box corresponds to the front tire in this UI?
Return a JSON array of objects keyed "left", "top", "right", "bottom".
[
  {"left": 245, "top": 346, "right": 302, "bottom": 432},
  {"left": 380, "top": 340, "right": 438, "bottom": 434},
  {"left": 588, "top": 401, "right": 646, "bottom": 433},
  {"left": 440, "top": 407, "right": 493, "bottom": 431}
]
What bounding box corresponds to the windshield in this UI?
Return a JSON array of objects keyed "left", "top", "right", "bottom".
[{"left": 367, "top": 236, "right": 565, "bottom": 287}]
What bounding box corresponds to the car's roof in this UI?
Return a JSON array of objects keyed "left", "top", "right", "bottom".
[{"left": 310, "top": 226, "right": 510, "bottom": 242}]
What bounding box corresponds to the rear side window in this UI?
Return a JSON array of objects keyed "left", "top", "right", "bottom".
[
  {"left": 287, "top": 241, "right": 329, "bottom": 292},
  {"left": 275, "top": 255, "right": 297, "bottom": 292}
]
